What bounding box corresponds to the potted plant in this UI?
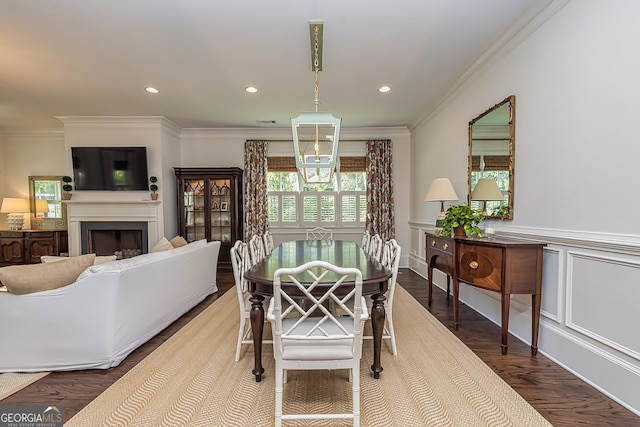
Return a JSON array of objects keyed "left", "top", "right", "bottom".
[
  {"left": 437, "top": 204, "right": 484, "bottom": 237},
  {"left": 62, "top": 176, "right": 73, "bottom": 200},
  {"left": 492, "top": 204, "right": 510, "bottom": 219},
  {"left": 149, "top": 176, "right": 158, "bottom": 200}
]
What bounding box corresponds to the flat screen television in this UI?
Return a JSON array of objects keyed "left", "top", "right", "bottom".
[{"left": 71, "top": 146, "right": 149, "bottom": 191}]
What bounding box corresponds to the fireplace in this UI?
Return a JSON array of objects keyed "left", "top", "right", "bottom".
[
  {"left": 81, "top": 221, "right": 148, "bottom": 258},
  {"left": 64, "top": 198, "right": 162, "bottom": 257}
]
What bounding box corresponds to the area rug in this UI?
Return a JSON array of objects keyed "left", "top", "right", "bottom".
[
  {"left": 66, "top": 286, "right": 553, "bottom": 426},
  {"left": 0, "top": 372, "right": 49, "bottom": 401}
]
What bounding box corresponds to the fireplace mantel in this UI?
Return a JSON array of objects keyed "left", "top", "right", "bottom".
[{"left": 65, "top": 199, "right": 161, "bottom": 256}]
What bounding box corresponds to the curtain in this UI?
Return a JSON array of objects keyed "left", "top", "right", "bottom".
[
  {"left": 365, "top": 139, "right": 395, "bottom": 241},
  {"left": 244, "top": 140, "right": 269, "bottom": 241}
]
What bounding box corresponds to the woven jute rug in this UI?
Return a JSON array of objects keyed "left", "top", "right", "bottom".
[
  {"left": 66, "top": 286, "right": 553, "bottom": 426},
  {"left": 0, "top": 372, "right": 49, "bottom": 401}
]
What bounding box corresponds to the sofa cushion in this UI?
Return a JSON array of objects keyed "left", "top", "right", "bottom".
[
  {"left": 151, "top": 237, "right": 173, "bottom": 253},
  {"left": 0, "top": 253, "right": 96, "bottom": 295},
  {"left": 41, "top": 254, "right": 117, "bottom": 265},
  {"left": 169, "top": 235, "right": 188, "bottom": 248}
]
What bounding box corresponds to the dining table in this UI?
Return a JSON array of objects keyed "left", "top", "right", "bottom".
[{"left": 244, "top": 239, "right": 392, "bottom": 382}]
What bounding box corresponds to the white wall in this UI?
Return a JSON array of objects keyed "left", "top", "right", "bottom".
[{"left": 410, "top": 0, "right": 640, "bottom": 415}]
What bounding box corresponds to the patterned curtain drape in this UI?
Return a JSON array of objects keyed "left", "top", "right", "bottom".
[
  {"left": 365, "top": 139, "right": 395, "bottom": 241},
  {"left": 244, "top": 140, "right": 269, "bottom": 241}
]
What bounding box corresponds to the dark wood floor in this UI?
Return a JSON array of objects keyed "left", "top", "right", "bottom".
[{"left": 3, "top": 269, "right": 639, "bottom": 426}]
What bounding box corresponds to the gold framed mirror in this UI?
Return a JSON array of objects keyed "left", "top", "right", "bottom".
[
  {"left": 29, "top": 176, "right": 67, "bottom": 229},
  {"left": 467, "top": 95, "right": 515, "bottom": 219}
]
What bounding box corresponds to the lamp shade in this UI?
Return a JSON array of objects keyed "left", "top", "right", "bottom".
[
  {"left": 35, "top": 199, "right": 49, "bottom": 213},
  {"left": 471, "top": 178, "right": 504, "bottom": 201},
  {"left": 424, "top": 178, "right": 459, "bottom": 202},
  {"left": 0, "top": 197, "right": 29, "bottom": 213}
]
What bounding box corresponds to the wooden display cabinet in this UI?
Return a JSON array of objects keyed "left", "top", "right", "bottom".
[{"left": 174, "top": 167, "right": 243, "bottom": 271}]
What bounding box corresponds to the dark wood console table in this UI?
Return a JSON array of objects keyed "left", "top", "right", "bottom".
[
  {"left": 426, "top": 232, "right": 546, "bottom": 355},
  {"left": 0, "top": 230, "right": 68, "bottom": 266}
]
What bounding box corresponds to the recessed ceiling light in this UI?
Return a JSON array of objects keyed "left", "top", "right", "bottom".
[
  {"left": 245, "top": 86, "right": 258, "bottom": 93},
  {"left": 145, "top": 87, "right": 159, "bottom": 94},
  {"left": 378, "top": 86, "right": 391, "bottom": 93}
]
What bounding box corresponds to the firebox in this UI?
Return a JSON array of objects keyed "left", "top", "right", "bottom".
[{"left": 81, "top": 221, "right": 148, "bottom": 259}]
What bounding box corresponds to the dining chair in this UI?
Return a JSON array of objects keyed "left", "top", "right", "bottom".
[
  {"left": 363, "top": 239, "right": 401, "bottom": 356},
  {"left": 263, "top": 229, "right": 275, "bottom": 253},
  {"left": 248, "top": 234, "right": 266, "bottom": 266},
  {"left": 361, "top": 229, "right": 371, "bottom": 252},
  {"left": 305, "top": 226, "right": 333, "bottom": 241},
  {"left": 367, "top": 233, "right": 383, "bottom": 261},
  {"left": 230, "top": 240, "right": 271, "bottom": 361},
  {"left": 267, "top": 260, "right": 368, "bottom": 427}
]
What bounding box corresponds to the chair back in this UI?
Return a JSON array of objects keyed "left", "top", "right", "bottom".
[
  {"left": 382, "top": 239, "right": 401, "bottom": 293},
  {"left": 271, "top": 261, "right": 367, "bottom": 361},
  {"left": 368, "top": 234, "right": 383, "bottom": 261},
  {"left": 248, "top": 234, "right": 266, "bottom": 266},
  {"left": 263, "top": 230, "right": 275, "bottom": 253},
  {"left": 305, "top": 226, "right": 333, "bottom": 241},
  {"left": 361, "top": 230, "right": 371, "bottom": 252},
  {"left": 230, "top": 240, "right": 250, "bottom": 304}
]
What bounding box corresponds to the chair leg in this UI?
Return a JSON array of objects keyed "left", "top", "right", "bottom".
[
  {"left": 352, "top": 366, "right": 360, "bottom": 427},
  {"left": 387, "top": 309, "right": 398, "bottom": 356},
  {"left": 275, "top": 364, "right": 284, "bottom": 427},
  {"left": 235, "top": 316, "right": 246, "bottom": 362}
]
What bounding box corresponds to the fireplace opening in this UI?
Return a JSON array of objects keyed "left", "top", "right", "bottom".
[{"left": 81, "top": 221, "right": 148, "bottom": 259}]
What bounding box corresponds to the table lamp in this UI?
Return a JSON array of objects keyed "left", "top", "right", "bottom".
[
  {"left": 1, "top": 197, "right": 30, "bottom": 230},
  {"left": 471, "top": 178, "right": 504, "bottom": 214},
  {"left": 424, "top": 178, "right": 459, "bottom": 230}
]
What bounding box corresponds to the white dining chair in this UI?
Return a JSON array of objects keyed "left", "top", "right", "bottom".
[
  {"left": 230, "top": 240, "right": 271, "bottom": 361},
  {"left": 305, "top": 226, "right": 333, "bottom": 241},
  {"left": 248, "top": 234, "right": 266, "bottom": 266},
  {"left": 361, "top": 230, "right": 371, "bottom": 252},
  {"left": 363, "top": 239, "right": 401, "bottom": 356},
  {"left": 267, "top": 260, "right": 368, "bottom": 427},
  {"left": 367, "top": 233, "right": 383, "bottom": 261},
  {"left": 263, "top": 229, "right": 275, "bottom": 253}
]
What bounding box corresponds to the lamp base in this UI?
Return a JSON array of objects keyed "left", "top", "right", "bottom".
[
  {"left": 7, "top": 213, "right": 25, "bottom": 230},
  {"left": 434, "top": 211, "right": 446, "bottom": 232}
]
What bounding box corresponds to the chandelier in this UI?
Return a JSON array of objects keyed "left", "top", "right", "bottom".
[{"left": 291, "top": 20, "right": 342, "bottom": 184}]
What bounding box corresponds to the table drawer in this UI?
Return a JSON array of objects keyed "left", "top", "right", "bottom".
[
  {"left": 427, "top": 235, "right": 453, "bottom": 256},
  {"left": 457, "top": 243, "right": 502, "bottom": 291}
]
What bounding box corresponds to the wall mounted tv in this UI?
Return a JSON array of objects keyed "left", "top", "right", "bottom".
[{"left": 71, "top": 147, "right": 149, "bottom": 191}]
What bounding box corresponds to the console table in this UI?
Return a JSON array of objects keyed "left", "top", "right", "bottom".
[
  {"left": 426, "top": 232, "right": 546, "bottom": 355},
  {"left": 0, "top": 230, "right": 68, "bottom": 266}
]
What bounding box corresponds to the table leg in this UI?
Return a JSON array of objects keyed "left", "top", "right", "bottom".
[
  {"left": 250, "top": 293, "right": 265, "bottom": 382},
  {"left": 427, "top": 265, "right": 433, "bottom": 306},
  {"left": 531, "top": 293, "right": 541, "bottom": 356},
  {"left": 370, "top": 293, "right": 386, "bottom": 379},
  {"left": 501, "top": 292, "right": 511, "bottom": 355},
  {"left": 453, "top": 278, "right": 460, "bottom": 330}
]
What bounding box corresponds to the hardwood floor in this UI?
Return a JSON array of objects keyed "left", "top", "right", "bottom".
[{"left": 3, "top": 269, "right": 638, "bottom": 426}]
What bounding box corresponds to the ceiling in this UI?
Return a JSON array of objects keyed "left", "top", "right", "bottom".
[{"left": 0, "top": 0, "right": 548, "bottom": 131}]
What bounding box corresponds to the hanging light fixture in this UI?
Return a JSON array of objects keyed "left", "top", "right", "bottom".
[{"left": 291, "top": 20, "right": 342, "bottom": 184}]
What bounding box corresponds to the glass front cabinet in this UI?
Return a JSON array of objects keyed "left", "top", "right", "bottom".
[{"left": 174, "top": 167, "right": 243, "bottom": 271}]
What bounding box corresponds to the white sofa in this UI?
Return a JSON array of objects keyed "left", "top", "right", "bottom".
[{"left": 0, "top": 240, "right": 221, "bottom": 372}]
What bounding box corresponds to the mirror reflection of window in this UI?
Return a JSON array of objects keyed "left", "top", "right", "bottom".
[{"left": 29, "top": 176, "right": 67, "bottom": 229}]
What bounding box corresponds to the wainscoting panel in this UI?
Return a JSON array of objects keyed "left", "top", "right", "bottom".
[{"left": 566, "top": 251, "right": 640, "bottom": 360}]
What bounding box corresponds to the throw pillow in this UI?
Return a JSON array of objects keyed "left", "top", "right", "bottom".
[
  {"left": 169, "top": 235, "right": 188, "bottom": 248},
  {"left": 0, "top": 253, "right": 96, "bottom": 295},
  {"left": 150, "top": 237, "right": 173, "bottom": 253},
  {"left": 42, "top": 254, "right": 117, "bottom": 265}
]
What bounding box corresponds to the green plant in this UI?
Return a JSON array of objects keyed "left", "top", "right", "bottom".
[
  {"left": 149, "top": 176, "right": 158, "bottom": 193},
  {"left": 437, "top": 204, "right": 484, "bottom": 237},
  {"left": 62, "top": 176, "right": 73, "bottom": 192},
  {"left": 492, "top": 204, "right": 509, "bottom": 218}
]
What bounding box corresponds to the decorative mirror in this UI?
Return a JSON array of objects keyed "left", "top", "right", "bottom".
[
  {"left": 467, "top": 95, "right": 515, "bottom": 219},
  {"left": 29, "top": 176, "right": 67, "bottom": 229}
]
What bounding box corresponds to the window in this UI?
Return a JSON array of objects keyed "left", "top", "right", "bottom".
[{"left": 267, "top": 157, "right": 366, "bottom": 228}]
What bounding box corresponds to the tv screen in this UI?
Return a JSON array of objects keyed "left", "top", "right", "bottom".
[{"left": 72, "top": 147, "right": 149, "bottom": 191}]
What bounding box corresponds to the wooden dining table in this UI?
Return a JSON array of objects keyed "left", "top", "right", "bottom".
[{"left": 244, "top": 239, "right": 392, "bottom": 382}]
